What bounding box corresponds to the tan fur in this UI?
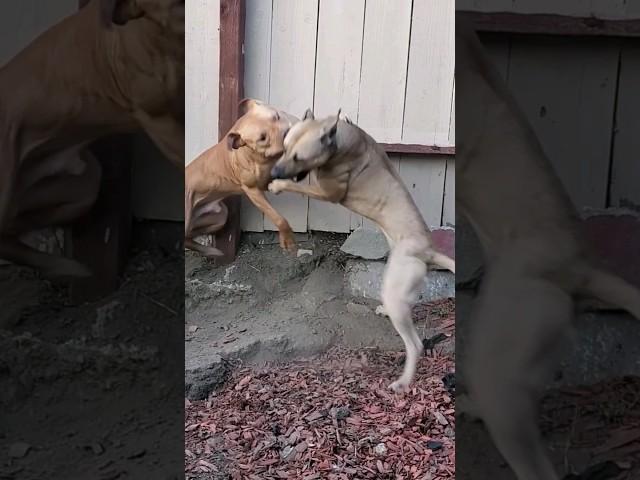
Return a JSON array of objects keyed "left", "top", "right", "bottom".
[
  {"left": 269, "top": 110, "right": 455, "bottom": 392},
  {"left": 0, "top": 0, "right": 184, "bottom": 276},
  {"left": 184, "top": 99, "right": 299, "bottom": 256},
  {"left": 456, "top": 18, "right": 640, "bottom": 480}
]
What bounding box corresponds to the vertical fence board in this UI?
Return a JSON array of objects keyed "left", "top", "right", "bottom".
[
  {"left": 403, "top": 0, "right": 454, "bottom": 146},
  {"left": 449, "top": 80, "right": 455, "bottom": 144},
  {"left": 240, "top": 0, "right": 273, "bottom": 231},
  {"left": 507, "top": 37, "right": 618, "bottom": 208},
  {"left": 480, "top": 34, "right": 511, "bottom": 80},
  {"left": 308, "top": 0, "right": 365, "bottom": 233},
  {"left": 442, "top": 157, "right": 455, "bottom": 226},
  {"left": 610, "top": 43, "right": 640, "bottom": 211},
  {"left": 265, "top": 0, "right": 318, "bottom": 232},
  {"left": 186, "top": 0, "right": 220, "bottom": 164},
  {"left": 399, "top": 157, "right": 446, "bottom": 227},
  {"left": 356, "top": 0, "right": 412, "bottom": 142}
]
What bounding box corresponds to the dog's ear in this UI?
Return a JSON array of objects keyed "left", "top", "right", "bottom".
[
  {"left": 238, "top": 98, "right": 262, "bottom": 117},
  {"left": 100, "top": 0, "right": 143, "bottom": 27},
  {"left": 302, "top": 108, "right": 315, "bottom": 121},
  {"left": 227, "top": 132, "right": 246, "bottom": 150},
  {"left": 321, "top": 113, "right": 340, "bottom": 146}
]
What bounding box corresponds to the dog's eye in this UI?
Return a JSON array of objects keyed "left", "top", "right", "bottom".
[
  {"left": 293, "top": 154, "right": 298, "bottom": 162},
  {"left": 259, "top": 133, "right": 267, "bottom": 142}
]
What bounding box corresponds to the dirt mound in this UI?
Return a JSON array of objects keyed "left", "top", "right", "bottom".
[{"left": 0, "top": 233, "right": 184, "bottom": 480}]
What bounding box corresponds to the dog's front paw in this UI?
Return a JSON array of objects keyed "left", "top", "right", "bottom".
[
  {"left": 279, "top": 231, "right": 297, "bottom": 254},
  {"left": 268, "top": 179, "right": 288, "bottom": 195}
]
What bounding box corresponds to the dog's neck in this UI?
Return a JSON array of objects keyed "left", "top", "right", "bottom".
[{"left": 332, "top": 121, "right": 430, "bottom": 243}]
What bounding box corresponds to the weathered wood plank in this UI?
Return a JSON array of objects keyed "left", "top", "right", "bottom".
[
  {"left": 449, "top": 80, "right": 455, "bottom": 145},
  {"left": 507, "top": 36, "right": 619, "bottom": 208},
  {"left": 479, "top": 33, "right": 511, "bottom": 80},
  {"left": 398, "top": 157, "right": 447, "bottom": 228},
  {"left": 66, "top": 137, "right": 133, "bottom": 302},
  {"left": 186, "top": 0, "right": 220, "bottom": 163},
  {"left": 609, "top": 43, "right": 640, "bottom": 211},
  {"left": 403, "top": 0, "right": 455, "bottom": 146},
  {"left": 215, "top": 0, "right": 245, "bottom": 263},
  {"left": 357, "top": 0, "right": 412, "bottom": 142},
  {"left": 381, "top": 143, "right": 455, "bottom": 156},
  {"left": 265, "top": 0, "right": 318, "bottom": 233},
  {"left": 457, "top": 0, "right": 629, "bottom": 19},
  {"left": 442, "top": 157, "right": 455, "bottom": 227},
  {"left": 459, "top": 11, "right": 640, "bottom": 38},
  {"left": 307, "top": 0, "right": 365, "bottom": 233},
  {"left": 240, "top": 0, "right": 273, "bottom": 231}
]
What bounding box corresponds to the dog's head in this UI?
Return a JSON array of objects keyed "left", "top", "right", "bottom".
[
  {"left": 226, "top": 99, "right": 297, "bottom": 163},
  {"left": 270, "top": 109, "right": 340, "bottom": 182},
  {"left": 100, "top": 0, "right": 185, "bottom": 34}
]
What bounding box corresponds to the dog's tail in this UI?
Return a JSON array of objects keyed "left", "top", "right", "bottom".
[
  {"left": 580, "top": 266, "right": 640, "bottom": 320},
  {"left": 424, "top": 249, "right": 456, "bottom": 274}
]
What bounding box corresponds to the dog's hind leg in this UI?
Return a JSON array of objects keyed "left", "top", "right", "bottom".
[
  {"left": 381, "top": 246, "right": 426, "bottom": 392},
  {"left": 0, "top": 236, "right": 91, "bottom": 278},
  {"left": 184, "top": 238, "right": 223, "bottom": 257},
  {"left": 468, "top": 269, "right": 572, "bottom": 480}
]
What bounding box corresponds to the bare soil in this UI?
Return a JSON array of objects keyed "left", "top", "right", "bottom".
[
  {"left": 184, "top": 232, "right": 455, "bottom": 401},
  {"left": 0, "top": 222, "right": 184, "bottom": 479}
]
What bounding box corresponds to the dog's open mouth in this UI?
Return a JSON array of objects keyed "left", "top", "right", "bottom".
[{"left": 294, "top": 170, "right": 309, "bottom": 183}]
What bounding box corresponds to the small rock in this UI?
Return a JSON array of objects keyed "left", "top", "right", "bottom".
[
  {"left": 188, "top": 325, "right": 199, "bottom": 333},
  {"left": 297, "top": 249, "right": 313, "bottom": 257},
  {"left": 126, "top": 449, "right": 146, "bottom": 459},
  {"left": 441, "top": 372, "right": 455, "bottom": 395},
  {"left": 346, "top": 302, "right": 371, "bottom": 316},
  {"left": 223, "top": 265, "right": 237, "bottom": 281},
  {"left": 433, "top": 411, "right": 448, "bottom": 426},
  {"left": 9, "top": 442, "right": 31, "bottom": 458},
  {"left": 90, "top": 442, "right": 105, "bottom": 455},
  {"left": 373, "top": 443, "right": 387, "bottom": 456},
  {"left": 331, "top": 406, "right": 351, "bottom": 420},
  {"left": 340, "top": 227, "right": 389, "bottom": 260},
  {"left": 280, "top": 445, "right": 295, "bottom": 460},
  {"left": 426, "top": 440, "right": 443, "bottom": 451}
]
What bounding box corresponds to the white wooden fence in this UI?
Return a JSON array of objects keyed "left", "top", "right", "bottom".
[
  {"left": 241, "top": 0, "right": 456, "bottom": 232},
  {"left": 460, "top": 0, "right": 640, "bottom": 211},
  {"left": 186, "top": 0, "right": 456, "bottom": 232}
]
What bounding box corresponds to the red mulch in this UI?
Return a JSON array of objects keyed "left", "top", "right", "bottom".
[
  {"left": 540, "top": 376, "right": 640, "bottom": 470},
  {"left": 185, "top": 301, "right": 455, "bottom": 480}
]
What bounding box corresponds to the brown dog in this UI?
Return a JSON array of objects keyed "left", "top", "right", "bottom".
[
  {"left": 185, "top": 99, "right": 298, "bottom": 257},
  {"left": 0, "top": 0, "right": 184, "bottom": 276}
]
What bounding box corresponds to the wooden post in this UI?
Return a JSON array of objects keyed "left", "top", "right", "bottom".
[
  {"left": 214, "top": 0, "right": 245, "bottom": 264},
  {"left": 65, "top": 138, "right": 133, "bottom": 302},
  {"left": 65, "top": 0, "right": 132, "bottom": 303}
]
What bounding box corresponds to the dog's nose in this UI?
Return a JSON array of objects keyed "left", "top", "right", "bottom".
[{"left": 271, "top": 165, "right": 283, "bottom": 179}]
